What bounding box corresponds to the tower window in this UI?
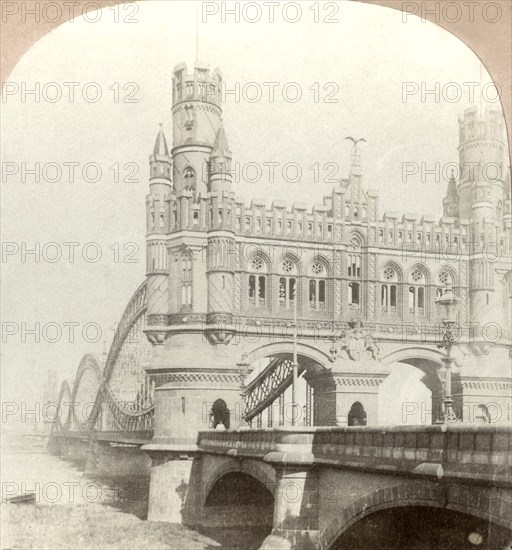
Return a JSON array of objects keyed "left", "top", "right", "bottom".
[
  {"left": 309, "top": 262, "right": 326, "bottom": 311},
  {"left": 248, "top": 256, "right": 267, "bottom": 308},
  {"left": 183, "top": 167, "right": 196, "bottom": 189},
  {"left": 409, "top": 268, "right": 426, "bottom": 316},
  {"left": 381, "top": 267, "right": 398, "bottom": 314},
  {"left": 193, "top": 211, "right": 199, "bottom": 226},
  {"left": 348, "top": 282, "right": 360, "bottom": 306},
  {"left": 279, "top": 259, "right": 297, "bottom": 310}
]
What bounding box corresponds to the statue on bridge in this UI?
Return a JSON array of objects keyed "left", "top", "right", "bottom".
[{"left": 329, "top": 319, "right": 381, "bottom": 362}]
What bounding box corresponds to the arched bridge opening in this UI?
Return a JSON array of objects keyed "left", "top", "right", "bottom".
[
  {"left": 332, "top": 505, "right": 511, "bottom": 549},
  {"left": 202, "top": 472, "right": 274, "bottom": 545}
]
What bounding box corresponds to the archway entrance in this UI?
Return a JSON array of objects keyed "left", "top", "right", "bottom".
[
  {"left": 243, "top": 351, "right": 327, "bottom": 428},
  {"left": 380, "top": 353, "right": 460, "bottom": 425},
  {"left": 332, "top": 506, "right": 511, "bottom": 549},
  {"left": 210, "top": 399, "right": 230, "bottom": 429}
]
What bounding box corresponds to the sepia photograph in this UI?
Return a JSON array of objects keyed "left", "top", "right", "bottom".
[{"left": 1, "top": 1, "right": 511, "bottom": 548}]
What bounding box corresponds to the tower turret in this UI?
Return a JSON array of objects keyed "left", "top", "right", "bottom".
[
  {"left": 443, "top": 170, "right": 459, "bottom": 218},
  {"left": 208, "top": 125, "right": 233, "bottom": 194},
  {"left": 172, "top": 62, "right": 223, "bottom": 196},
  {"left": 146, "top": 125, "right": 172, "bottom": 327}
]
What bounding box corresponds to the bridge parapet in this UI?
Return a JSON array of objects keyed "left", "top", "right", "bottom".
[{"left": 198, "top": 425, "right": 512, "bottom": 485}]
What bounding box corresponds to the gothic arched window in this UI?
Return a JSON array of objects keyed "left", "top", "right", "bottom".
[
  {"left": 279, "top": 258, "right": 298, "bottom": 310},
  {"left": 381, "top": 266, "right": 398, "bottom": 314},
  {"left": 248, "top": 256, "right": 267, "bottom": 308},
  {"left": 436, "top": 270, "right": 453, "bottom": 298},
  {"left": 309, "top": 261, "right": 326, "bottom": 311},
  {"left": 408, "top": 268, "right": 426, "bottom": 316}
]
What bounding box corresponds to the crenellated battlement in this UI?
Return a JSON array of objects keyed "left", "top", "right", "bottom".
[{"left": 172, "top": 62, "right": 223, "bottom": 110}]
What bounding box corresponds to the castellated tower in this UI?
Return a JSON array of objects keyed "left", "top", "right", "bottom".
[
  {"left": 455, "top": 104, "right": 509, "bottom": 333},
  {"left": 146, "top": 125, "right": 172, "bottom": 332},
  {"left": 172, "top": 62, "right": 223, "bottom": 195}
]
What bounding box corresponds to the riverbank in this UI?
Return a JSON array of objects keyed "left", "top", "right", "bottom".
[{"left": 2, "top": 502, "right": 268, "bottom": 549}]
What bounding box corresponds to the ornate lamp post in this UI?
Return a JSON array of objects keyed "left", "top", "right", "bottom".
[
  {"left": 435, "top": 288, "right": 462, "bottom": 423},
  {"left": 237, "top": 354, "right": 250, "bottom": 427}
]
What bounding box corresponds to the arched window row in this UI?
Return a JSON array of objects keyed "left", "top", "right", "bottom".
[{"left": 378, "top": 265, "right": 460, "bottom": 318}]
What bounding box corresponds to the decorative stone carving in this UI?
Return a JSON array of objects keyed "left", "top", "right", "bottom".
[{"left": 329, "top": 318, "right": 380, "bottom": 362}]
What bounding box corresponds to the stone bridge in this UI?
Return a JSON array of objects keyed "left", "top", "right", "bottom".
[{"left": 142, "top": 424, "right": 512, "bottom": 549}]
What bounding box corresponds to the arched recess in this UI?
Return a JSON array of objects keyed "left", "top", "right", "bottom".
[
  {"left": 322, "top": 480, "right": 512, "bottom": 549},
  {"left": 380, "top": 347, "right": 449, "bottom": 424}
]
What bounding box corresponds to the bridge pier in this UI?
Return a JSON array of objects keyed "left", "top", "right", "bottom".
[
  {"left": 143, "top": 448, "right": 202, "bottom": 524},
  {"left": 261, "top": 462, "right": 319, "bottom": 550}
]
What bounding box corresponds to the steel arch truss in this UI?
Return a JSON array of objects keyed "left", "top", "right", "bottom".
[{"left": 244, "top": 355, "right": 308, "bottom": 422}]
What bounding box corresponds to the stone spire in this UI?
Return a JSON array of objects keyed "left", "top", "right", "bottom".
[
  {"left": 209, "top": 124, "right": 233, "bottom": 193},
  {"left": 153, "top": 123, "right": 169, "bottom": 157},
  {"left": 443, "top": 169, "right": 459, "bottom": 218}
]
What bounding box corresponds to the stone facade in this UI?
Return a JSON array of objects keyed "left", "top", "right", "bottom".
[{"left": 142, "top": 62, "right": 511, "bottom": 445}]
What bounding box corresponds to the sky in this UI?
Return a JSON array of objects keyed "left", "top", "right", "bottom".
[{"left": 1, "top": 0, "right": 507, "bottom": 409}]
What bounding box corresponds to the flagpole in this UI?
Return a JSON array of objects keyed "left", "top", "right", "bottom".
[
  {"left": 292, "top": 284, "right": 298, "bottom": 427},
  {"left": 195, "top": 1, "right": 200, "bottom": 63}
]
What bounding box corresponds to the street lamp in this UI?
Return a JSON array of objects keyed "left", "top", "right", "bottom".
[
  {"left": 435, "top": 288, "right": 462, "bottom": 423},
  {"left": 237, "top": 354, "right": 250, "bottom": 427}
]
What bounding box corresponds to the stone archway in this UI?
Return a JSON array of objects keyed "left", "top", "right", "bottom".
[
  {"left": 381, "top": 347, "right": 450, "bottom": 424},
  {"left": 320, "top": 480, "right": 512, "bottom": 549},
  {"left": 241, "top": 342, "right": 332, "bottom": 427}
]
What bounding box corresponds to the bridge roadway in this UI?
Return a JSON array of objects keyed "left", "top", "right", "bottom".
[{"left": 137, "top": 423, "right": 512, "bottom": 549}]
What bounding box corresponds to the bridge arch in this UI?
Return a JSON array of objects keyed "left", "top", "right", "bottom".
[
  {"left": 244, "top": 341, "right": 331, "bottom": 369},
  {"left": 203, "top": 458, "right": 277, "bottom": 506},
  {"left": 320, "top": 480, "right": 512, "bottom": 549},
  {"left": 54, "top": 380, "right": 72, "bottom": 433},
  {"left": 70, "top": 353, "right": 103, "bottom": 429}
]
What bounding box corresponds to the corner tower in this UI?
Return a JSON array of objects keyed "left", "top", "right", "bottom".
[
  {"left": 457, "top": 104, "right": 508, "bottom": 330},
  {"left": 172, "top": 62, "right": 223, "bottom": 196}
]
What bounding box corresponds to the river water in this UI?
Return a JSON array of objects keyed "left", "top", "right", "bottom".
[{"left": 1, "top": 431, "right": 269, "bottom": 549}]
